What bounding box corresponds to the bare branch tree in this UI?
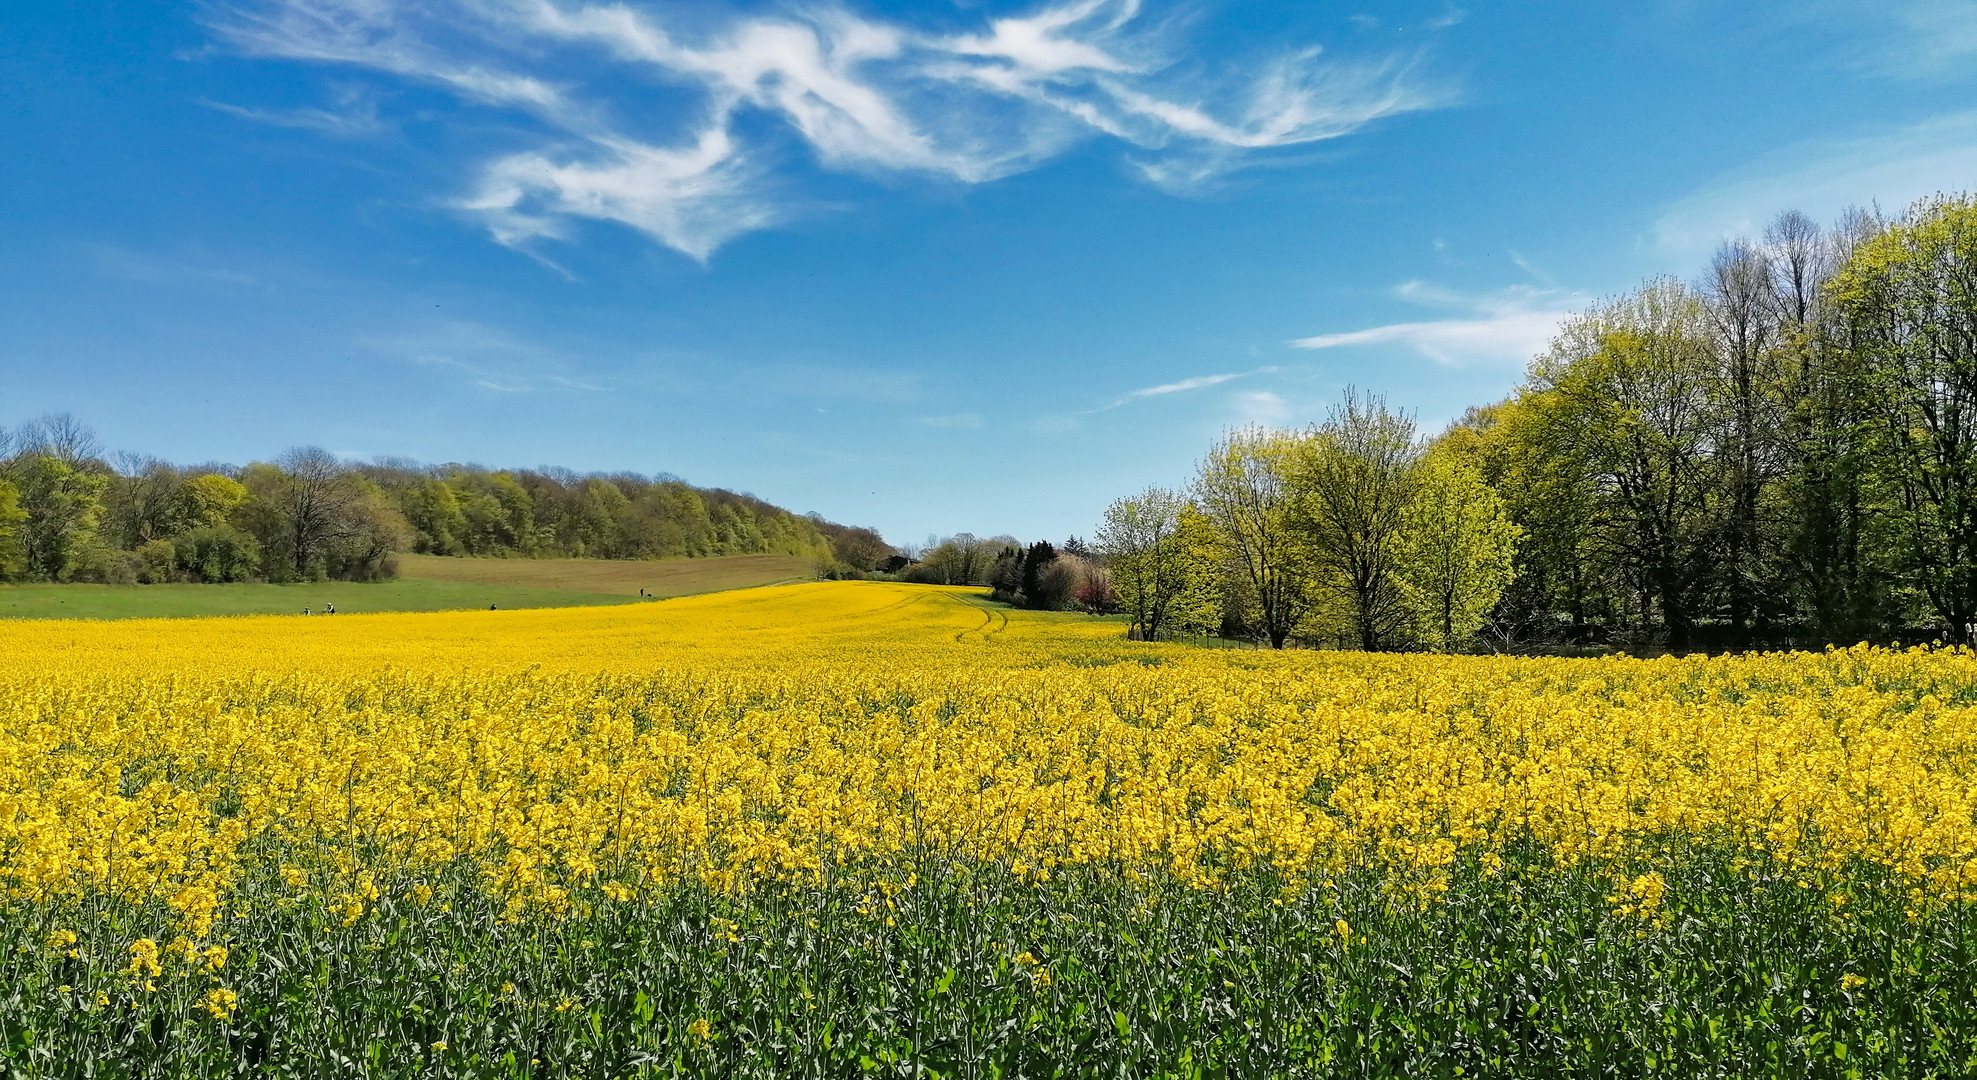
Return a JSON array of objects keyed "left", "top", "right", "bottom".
[
  {"left": 1706, "top": 237, "right": 1782, "bottom": 632},
  {"left": 1765, "top": 209, "right": 1832, "bottom": 329},
  {"left": 275, "top": 446, "right": 359, "bottom": 577},
  {"left": 15, "top": 413, "right": 103, "bottom": 465}
]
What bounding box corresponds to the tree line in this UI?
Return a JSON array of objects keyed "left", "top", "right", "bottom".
[
  {"left": 1096, "top": 397, "right": 1518, "bottom": 650},
  {"left": 896, "top": 533, "right": 1116, "bottom": 613},
  {"left": 0, "top": 426, "right": 894, "bottom": 584},
  {"left": 1096, "top": 193, "right": 1977, "bottom": 653}
]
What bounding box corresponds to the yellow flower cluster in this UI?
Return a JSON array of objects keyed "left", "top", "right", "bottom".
[{"left": 4, "top": 581, "right": 1977, "bottom": 934}]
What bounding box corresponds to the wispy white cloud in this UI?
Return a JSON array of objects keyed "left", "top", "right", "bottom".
[
  {"left": 1230, "top": 389, "right": 1290, "bottom": 424},
  {"left": 204, "top": 81, "right": 389, "bottom": 136},
  {"left": 463, "top": 129, "right": 771, "bottom": 260},
  {"left": 1505, "top": 249, "right": 1551, "bottom": 284},
  {"left": 1653, "top": 111, "right": 1977, "bottom": 255},
  {"left": 418, "top": 354, "right": 606, "bottom": 393},
  {"left": 913, "top": 413, "right": 984, "bottom": 429},
  {"left": 1099, "top": 365, "right": 1280, "bottom": 409},
  {"left": 1290, "top": 281, "right": 1584, "bottom": 368},
  {"left": 204, "top": 87, "right": 387, "bottom": 137},
  {"left": 211, "top": 0, "right": 1452, "bottom": 259}
]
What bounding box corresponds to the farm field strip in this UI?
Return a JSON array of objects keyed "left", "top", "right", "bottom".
[
  {"left": 5, "top": 582, "right": 1977, "bottom": 1075},
  {"left": 0, "top": 553, "right": 814, "bottom": 621},
  {"left": 393, "top": 552, "right": 817, "bottom": 596},
  {"left": 0, "top": 579, "right": 641, "bottom": 621}
]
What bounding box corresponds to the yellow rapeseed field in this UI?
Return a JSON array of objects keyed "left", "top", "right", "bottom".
[
  {"left": 7, "top": 580, "right": 1977, "bottom": 1074},
  {"left": 7, "top": 580, "right": 1976, "bottom": 930}
]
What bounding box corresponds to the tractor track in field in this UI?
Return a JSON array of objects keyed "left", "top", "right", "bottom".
[{"left": 946, "top": 595, "right": 1009, "bottom": 641}]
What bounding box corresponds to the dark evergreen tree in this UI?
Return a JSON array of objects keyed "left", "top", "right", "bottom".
[{"left": 1021, "top": 541, "right": 1058, "bottom": 606}]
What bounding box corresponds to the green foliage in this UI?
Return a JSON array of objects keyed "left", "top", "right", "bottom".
[
  {"left": 1529, "top": 282, "right": 1720, "bottom": 647},
  {"left": 5, "top": 455, "right": 109, "bottom": 582},
  {"left": 133, "top": 539, "right": 177, "bottom": 584},
  {"left": 1388, "top": 194, "right": 1977, "bottom": 652},
  {"left": 817, "top": 523, "right": 894, "bottom": 576},
  {"left": 1099, "top": 488, "right": 1216, "bottom": 640},
  {"left": 1151, "top": 397, "right": 1517, "bottom": 653},
  {"left": 374, "top": 467, "right": 840, "bottom": 566},
  {"left": 988, "top": 541, "right": 1078, "bottom": 610},
  {"left": 1193, "top": 426, "right": 1313, "bottom": 648},
  {"left": 172, "top": 474, "right": 249, "bottom": 534},
  {"left": 1019, "top": 540, "right": 1056, "bottom": 604},
  {"left": 172, "top": 525, "right": 262, "bottom": 583},
  {"left": 322, "top": 481, "right": 413, "bottom": 582},
  {"left": 4, "top": 849, "right": 1973, "bottom": 1077},
  {"left": 400, "top": 479, "right": 471, "bottom": 555},
  {"left": 454, "top": 472, "right": 536, "bottom": 554},
  {"left": 1167, "top": 507, "right": 1228, "bottom": 636},
  {"left": 1831, "top": 196, "right": 1977, "bottom": 643},
  {"left": 910, "top": 535, "right": 1009, "bottom": 586},
  {"left": 1290, "top": 392, "right": 1421, "bottom": 651},
  {"left": 1396, "top": 454, "right": 1521, "bottom": 651},
  {"left": 0, "top": 409, "right": 870, "bottom": 592},
  {"left": 0, "top": 480, "right": 25, "bottom": 581}
]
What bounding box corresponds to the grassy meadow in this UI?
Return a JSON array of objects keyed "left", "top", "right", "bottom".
[
  {"left": 393, "top": 553, "right": 816, "bottom": 596},
  {"left": 5, "top": 582, "right": 1977, "bottom": 1076},
  {"left": 0, "top": 554, "right": 813, "bottom": 620}
]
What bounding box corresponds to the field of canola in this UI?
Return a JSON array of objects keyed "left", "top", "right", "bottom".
[{"left": 6, "top": 581, "right": 1977, "bottom": 1077}]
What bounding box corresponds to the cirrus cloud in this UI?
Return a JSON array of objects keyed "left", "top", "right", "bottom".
[
  {"left": 1291, "top": 281, "right": 1586, "bottom": 368},
  {"left": 211, "top": 0, "right": 1454, "bottom": 260}
]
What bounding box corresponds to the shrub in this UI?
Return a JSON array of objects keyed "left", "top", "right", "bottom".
[
  {"left": 134, "top": 538, "right": 177, "bottom": 584},
  {"left": 67, "top": 543, "right": 139, "bottom": 585},
  {"left": 175, "top": 525, "right": 262, "bottom": 583}
]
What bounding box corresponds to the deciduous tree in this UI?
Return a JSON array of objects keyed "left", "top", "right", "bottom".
[
  {"left": 6, "top": 455, "right": 109, "bottom": 581},
  {"left": 1529, "top": 281, "right": 1718, "bottom": 649},
  {"left": 1193, "top": 425, "right": 1313, "bottom": 648},
  {"left": 1396, "top": 454, "right": 1521, "bottom": 651},
  {"left": 1098, "top": 487, "right": 1195, "bottom": 640},
  {"left": 1293, "top": 390, "right": 1421, "bottom": 651},
  {"left": 1834, "top": 196, "right": 1977, "bottom": 642},
  {"left": 0, "top": 480, "right": 25, "bottom": 580}
]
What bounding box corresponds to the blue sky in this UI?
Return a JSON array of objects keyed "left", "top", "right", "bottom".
[{"left": 3, "top": 0, "right": 1973, "bottom": 544}]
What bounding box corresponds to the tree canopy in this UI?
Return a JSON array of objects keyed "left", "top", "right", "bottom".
[{"left": 0, "top": 427, "right": 893, "bottom": 585}]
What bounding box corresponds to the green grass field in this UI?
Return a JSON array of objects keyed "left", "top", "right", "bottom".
[
  {"left": 394, "top": 553, "right": 815, "bottom": 596},
  {"left": 0, "top": 553, "right": 819, "bottom": 620},
  {"left": 0, "top": 579, "right": 640, "bottom": 620}
]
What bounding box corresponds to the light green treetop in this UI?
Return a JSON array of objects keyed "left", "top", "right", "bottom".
[{"left": 1396, "top": 453, "right": 1522, "bottom": 652}]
